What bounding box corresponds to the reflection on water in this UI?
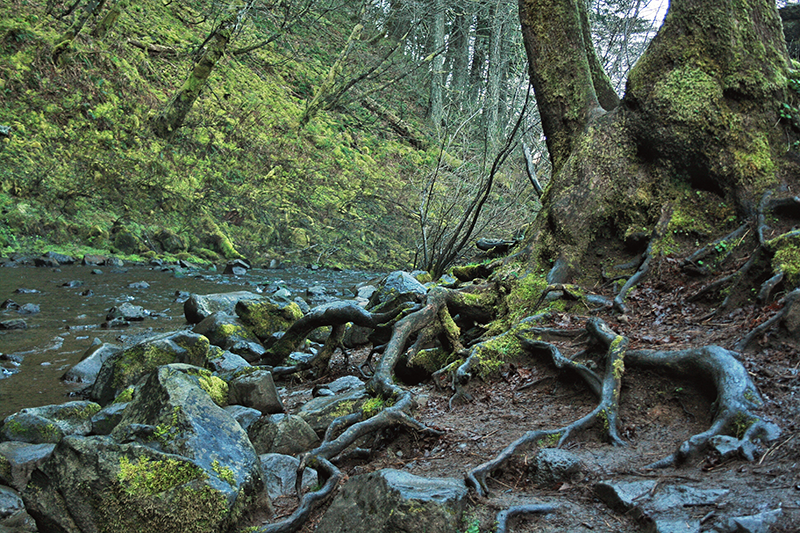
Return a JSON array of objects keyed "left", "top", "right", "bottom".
[{"left": 0, "top": 262, "right": 379, "bottom": 418}]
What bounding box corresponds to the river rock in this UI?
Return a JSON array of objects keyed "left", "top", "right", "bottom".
[
  {"left": 90, "top": 331, "right": 217, "bottom": 404},
  {"left": 316, "top": 469, "right": 468, "bottom": 533},
  {"left": 0, "top": 485, "right": 23, "bottom": 519},
  {"left": 184, "top": 290, "right": 263, "bottom": 324},
  {"left": 224, "top": 405, "right": 262, "bottom": 433},
  {"left": 0, "top": 401, "right": 101, "bottom": 444},
  {"left": 0, "top": 319, "right": 26, "bottom": 330},
  {"left": 32, "top": 256, "right": 60, "bottom": 268},
  {"left": 297, "top": 387, "right": 368, "bottom": 436},
  {"left": 259, "top": 453, "right": 318, "bottom": 499},
  {"left": 205, "top": 347, "right": 251, "bottom": 374},
  {"left": 23, "top": 364, "right": 270, "bottom": 533},
  {"left": 17, "top": 303, "right": 39, "bottom": 315},
  {"left": 529, "top": 448, "right": 583, "bottom": 487},
  {"left": 193, "top": 312, "right": 266, "bottom": 363},
  {"left": 247, "top": 414, "right": 319, "bottom": 455},
  {"left": 227, "top": 369, "right": 284, "bottom": 414},
  {"left": 0, "top": 300, "right": 19, "bottom": 310},
  {"left": 0, "top": 442, "right": 55, "bottom": 491},
  {"left": 223, "top": 259, "right": 250, "bottom": 275},
  {"left": 722, "top": 509, "right": 782, "bottom": 533},
  {"left": 42, "top": 251, "right": 75, "bottom": 265},
  {"left": 368, "top": 271, "right": 428, "bottom": 308},
  {"left": 106, "top": 302, "right": 148, "bottom": 321},
  {"left": 235, "top": 298, "right": 304, "bottom": 341},
  {"left": 61, "top": 342, "right": 122, "bottom": 384},
  {"left": 90, "top": 402, "right": 129, "bottom": 435}
]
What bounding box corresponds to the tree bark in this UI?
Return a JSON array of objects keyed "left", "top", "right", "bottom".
[{"left": 518, "top": 0, "right": 794, "bottom": 282}]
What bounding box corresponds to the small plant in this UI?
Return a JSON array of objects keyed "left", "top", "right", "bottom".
[{"left": 461, "top": 517, "right": 480, "bottom": 533}]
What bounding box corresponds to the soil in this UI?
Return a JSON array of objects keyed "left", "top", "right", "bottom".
[{"left": 268, "top": 256, "right": 800, "bottom": 533}]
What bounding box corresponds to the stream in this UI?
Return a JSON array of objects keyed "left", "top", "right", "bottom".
[{"left": 0, "top": 260, "right": 380, "bottom": 419}]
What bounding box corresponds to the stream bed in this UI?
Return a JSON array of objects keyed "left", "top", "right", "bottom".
[{"left": 0, "top": 260, "right": 380, "bottom": 419}]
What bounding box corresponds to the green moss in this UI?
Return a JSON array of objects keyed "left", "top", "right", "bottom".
[
  {"left": 328, "top": 399, "right": 357, "bottom": 418},
  {"left": 0, "top": 455, "right": 11, "bottom": 482},
  {"left": 113, "top": 387, "right": 135, "bottom": 404},
  {"left": 769, "top": 233, "right": 800, "bottom": 285},
  {"left": 731, "top": 413, "right": 756, "bottom": 439},
  {"left": 118, "top": 455, "right": 206, "bottom": 495},
  {"left": 113, "top": 344, "right": 176, "bottom": 390},
  {"left": 236, "top": 300, "right": 303, "bottom": 338},
  {"left": 211, "top": 459, "right": 236, "bottom": 486},
  {"left": 536, "top": 433, "right": 561, "bottom": 448},
  {"left": 407, "top": 347, "right": 457, "bottom": 373},
  {"left": 198, "top": 374, "right": 229, "bottom": 407},
  {"left": 361, "top": 397, "right": 386, "bottom": 418}
]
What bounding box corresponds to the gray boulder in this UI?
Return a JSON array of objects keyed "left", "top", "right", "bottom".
[
  {"left": 259, "top": 453, "right": 318, "bottom": 499},
  {"left": 90, "top": 402, "right": 129, "bottom": 435},
  {"left": 234, "top": 298, "right": 304, "bottom": 342},
  {"left": 368, "top": 271, "right": 427, "bottom": 308},
  {"left": 317, "top": 469, "right": 468, "bottom": 533},
  {"left": 184, "top": 291, "right": 263, "bottom": 324},
  {"left": 0, "top": 442, "right": 55, "bottom": 491},
  {"left": 227, "top": 369, "right": 284, "bottom": 414},
  {"left": 297, "top": 387, "right": 368, "bottom": 436},
  {"left": 529, "top": 448, "right": 583, "bottom": 487},
  {"left": 1, "top": 401, "right": 101, "bottom": 444},
  {"left": 248, "top": 414, "right": 320, "bottom": 455},
  {"left": 61, "top": 342, "right": 122, "bottom": 384},
  {"left": 192, "top": 312, "right": 266, "bottom": 363},
  {"left": 0, "top": 485, "right": 23, "bottom": 519},
  {"left": 224, "top": 405, "right": 262, "bottom": 433}
]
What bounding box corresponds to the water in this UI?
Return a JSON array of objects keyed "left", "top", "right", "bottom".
[{"left": 0, "top": 261, "right": 380, "bottom": 419}]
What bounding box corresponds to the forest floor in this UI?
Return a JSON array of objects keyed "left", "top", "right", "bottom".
[{"left": 270, "top": 257, "right": 800, "bottom": 533}]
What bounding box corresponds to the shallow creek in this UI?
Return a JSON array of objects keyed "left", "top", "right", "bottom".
[{"left": 0, "top": 262, "right": 379, "bottom": 419}]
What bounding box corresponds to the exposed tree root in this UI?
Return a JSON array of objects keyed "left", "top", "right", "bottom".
[
  {"left": 464, "top": 317, "right": 780, "bottom": 496},
  {"left": 735, "top": 288, "right": 800, "bottom": 351},
  {"left": 495, "top": 503, "right": 557, "bottom": 533}
]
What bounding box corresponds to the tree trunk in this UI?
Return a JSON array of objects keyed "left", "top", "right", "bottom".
[
  {"left": 518, "top": 0, "right": 794, "bottom": 282},
  {"left": 52, "top": 0, "right": 107, "bottom": 64},
  {"left": 151, "top": 24, "right": 232, "bottom": 139},
  {"left": 428, "top": 0, "right": 445, "bottom": 130}
]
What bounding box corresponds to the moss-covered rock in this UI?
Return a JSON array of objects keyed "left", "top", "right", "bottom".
[{"left": 235, "top": 298, "right": 303, "bottom": 341}]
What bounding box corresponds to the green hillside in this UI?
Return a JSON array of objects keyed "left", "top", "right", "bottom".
[{"left": 1, "top": 0, "right": 527, "bottom": 269}]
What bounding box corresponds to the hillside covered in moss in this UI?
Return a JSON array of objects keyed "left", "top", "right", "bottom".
[{"left": 0, "top": 0, "right": 536, "bottom": 270}]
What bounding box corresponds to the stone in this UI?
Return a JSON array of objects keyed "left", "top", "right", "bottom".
[
  {"left": 297, "top": 387, "right": 368, "bottom": 436},
  {"left": 192, "top": 312, "right": 265, "bottom": 363},
  {"left": 723, "top": 509, "right": 782, "bottom": 533},
  {"left": 127, "top": 281, "right": 150, "bottom": 290},
  {"left": 224, "top": 405, "right": 262, "bottom": 433},
  {"left": 259, "top": 453, "right": 318, "bottom": 499},
  {"left": 0, "top": 320, "right": 26, "bottom": 330},
  {"left": 106, "top": 302, "right": 148, "bottom": 321},
  {"left": 368, "top": 271, "right": 427, "bottom": 308},
  {"left": 184, "top": 291, "right": 263, "bottom": 324},
  {"left": 248, "top": 414, "right": 320, "bottom": 455},
  {"left": 90, "top": 402, "right": 129, "bottom": 435},
  {"left": 0, "top": 485, "right": 23, "bottom": 519},
  {"left": 0, "top": 442, "right": 55, "bottom": 491},
  {"left": 61, "top": 342, "right": 122, "bottom": 384},
  {"left": 227, "top": 369, "right": 284, "bottom": 414},
  {"left": 316, "top": 469, "right": 468, "bottom": 533},
  {"left": 529, "top": 448, "right": 583, "bottom": 487},
  {"left": 235, "top": 298, "right": 304, "bottom": 342},
  {"left": 17, "top": 304, "right": 39, "bottom": 315},
  {"left": 1, "top": 401, "right": 101, "bottom": 444}
]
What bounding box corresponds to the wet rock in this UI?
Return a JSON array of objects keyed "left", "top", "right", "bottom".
[
  {"left": 259, "top": 453, "right": 318, "bottom": 499},
  {"left": 90, "top": 402, "right": 129, "bottom": 435},
  {"left": 1, "top": 401, "right": 101, "bottom": 444},
  {"left": 227, "top": 369, "right": 283, "bottom": 414},
  {"left": 106, "top": 302, "right": 148, "bottom": 321},
  {"left": 0, "top": 300, "right": 19, "bottom": 310},
  {"left": 205, "top": 348, "right": 250, "bottom": 375},
  {"left": 316, "top": 469, "right": 468, "bottom": 533},
  {"left": 153, "top": 229, "right": 186, "bottom": 254},
  {"left": 247, "top": 414, "right": 320, "bottom": 455},
  {"left": 0, "top": 319, "right": 27, "bottom": 330},
  {"left": 183, "top": 290, "right": 263, "bottom": 324},
  {"left": 0, "top": 485, "right": 23, "bottom": 519},
  {"left": 293, "top": 296, "right": 311, "bottom": 314},
  {"left": 61, "top": 342, "right": 122, "bottom": 385},
  {"left": 42, "top": 251, "right": 75, "bottom": 265},
  {"left": 32, "top": 256, "right": 60, "bottom": 268},
  {"left": 82, "top": 254, "right": 106, "bottom": 266},
  {"left": 0, "top": 442, "right": 56, "bottom": 491},
  {"left": 223, "top": 259, "right": 250, "bottom": 276},
  {"left": 235, "top": 298, "right": 303, "bottom": 342},
  {"left": 127, "top": 281, "right": 150, "bottom": 290},
  {"left": 325, "top": 375, "right": 365, "bottom": 395},
  {"left": 13, "top": 289, "right": 38, "bottom": 294},
  {"left": 595, "top": 479, "right": 729, "bottom": 532},
  {"left": 368, "top": 271, "right": 427, "bottom": 308},
  {"left": 17, "top": 303, "right": 39, "bottom": 315},
  {"left": 529, "top": 448, "right": 583, "bottom": 487},
  {"left": 721, "top": 508, "right": 782, "bottom": 533},
  {"left": 62, "top": 280, "right": 83, "bottom": 288},
  {"left": 90, "top": 331, "right": 217, "bottom": 404},
  {"left": 224, "top": 405, "right": 262, "bottom": 433},
  {"left": 192, "top": 312, "right": 265, "bottom": 363},
  {"left": 297, "top": 387, "right": 368, "bottom": 436},
  {"left": 709, "top": 435, "right": 758, "bottom": 461}
]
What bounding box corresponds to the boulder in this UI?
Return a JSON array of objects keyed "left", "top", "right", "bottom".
[
  {"left": 224, "top": 405, "right": 262, "bottom": 433},
  {"left": 90, "top": 402, "right": 129, "bottom": 435},
  {"left": 184, "top": 291, "right": 262, "bottom": 324},
  {"left": 192, "top": 312, "right": 266, "bottom": 363},
  {"left": 227, "top": 369, "right": 284, "bottom": 414},
  {"left": 297, "top": 387, "right": 368, "bottom": 436},
  {"left": 61, "top": 342, "right": 122, "bottom": 385},
  {"left": 368, "top": 271, "right": 427, "bottom": 308},
  {"left": 316, "top": 469, "right": 468, "bottom": 533},
  {"left": 90, "top": 331, "right": 216, "bottom": 405},
  {"left": 0, "top": 442, "right": 55, "bottom": 491},
  {"left": 259, "top": 453, "right": 318, "bottom": 499},
  {"left": 529, "top": 448, "right": 583, "bottom": 487},
  {"left": 234, "top": 298, "right": 303, "bottom": 341},
  {"left": 247, "top": 414, "right": 320, "bottom": 455},
  {"left": 1, "top": 401, "right": 101, "bottom": 444},
  {"left": 0, "top": 485, "right": 23, "bottom": 519},
  {"left": 106, "top": 302, "right": 148, "bottom": 322}
]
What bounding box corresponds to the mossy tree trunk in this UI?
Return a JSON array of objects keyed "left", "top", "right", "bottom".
[
  {"left": 151, "top": 24, "right": 232, "bottom": 139},
  {"left": 52, "top": 0, "right": 107, "bottom": 64},
  {"left": 518, "top": 0, "right": 795, "bottom": 281}
]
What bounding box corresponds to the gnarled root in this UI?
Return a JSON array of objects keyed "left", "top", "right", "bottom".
[{"left": 495, "top": 504, "right": 557, "bottom": 533}]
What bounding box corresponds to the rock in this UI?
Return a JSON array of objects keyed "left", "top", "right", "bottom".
[
  {"left": 595, "top": 479, "right": 729, "bottom": 532},
  {"left": 0, "top": 485, "right": 23, "bottom": 519},
  {"left": 153, "top": 229, "right": 186, "bottom": 254},
  {"left": 17, "top": 303, "right": 38, "bottom": 315},
  {"left": 235, "top": 298, "right": 303, "bottom": 341},
  {"left": 0, "top": 320, "right": 26, "bottom": 330},
  {"left": 293, "top": 296, "right": 311, "bottom": 314},
  {"left": 62, "top": 280, "right": 83, "bottom": 288},
  {"left": 316, "top": 469, "right": 468, "bottom": 533},
  {"left": 183, "top": 291, "right": 263, "bottom": 324},
  {"left": 259, "top": 453, "right": 318, "bottom": 499},
  {"left": 106, "top": 302, "right": 148, "bottom": 321},
  {"left": 61, "top": 342, "right": 122, "bottom": 384},
  {"left": 368, "top": 271, "right": 428, "bottom": 308},
  {"left": 205, "top": 348, "right": 251, "bottom": 375},
  {"left": 722, "top": 509, "right": 782, "bottom": 533},
  {"left": 297, "top": 387, "right": 368, "bottom": 436},
  {"left": 224, "top": 405, "right": 262, "bottom": 433},
  {"left": 247, "top": 414, "right": 320, "bottom": 455},
  {"left": 13, "top": 289, "right": 38, "bottom": 294},
  {"left": 223, "top": 259, "right": 250, "bottom": 275},
  {"left": 90, "top": 402, "right": 129, "bottom": 435},
  {"left": 529, "top": 448, "right": 583, "bottom": 487},
  {"left": 1, "top": 401, "right": 101, "bottom": 444},
  {"left": 127, "top": 281, "right": 150, "bottom": 289},
  {"left": 90, "top": 331, "right": 217, "bottom": 404},
  {"left": 709, "top": 435, "right": 758, "bottom": 461},
  {"left": 22, "top": 364, "right": 270, "bottom": 532},
  {"left": 0, "top": 442, "right": 55, "bottom": 491},
  {"left": 325, "top": 375, "right": 365, "bottom": 395},
  {"left": 42, "top": 251, "right": 75, "bottom": 265},
  {"left": 32, "top": 256, "right": 60, "bottom": 268},
  {"left": 0, "top": 300, "right": 19, "bottom": 310},
  {"left": 227, "top": 369, "right": 284, "bottom": 414},
  {"left": 192, "top": 312, "right": 265, "bottom": 363},
  {"left": 82, "top": 254, "right": 106, "bottom": 266}
]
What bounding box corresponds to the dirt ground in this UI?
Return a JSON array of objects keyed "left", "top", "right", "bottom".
[{"left": 268, "top": 255, "right": 800, "bottom": 533}]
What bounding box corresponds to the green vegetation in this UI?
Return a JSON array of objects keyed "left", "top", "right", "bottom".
[
  {"left": 118, "top": 455, "right": 205, "bottom": 496},
  {"left": 210, "top": 459, "right": 236, "bottom": 486}
]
